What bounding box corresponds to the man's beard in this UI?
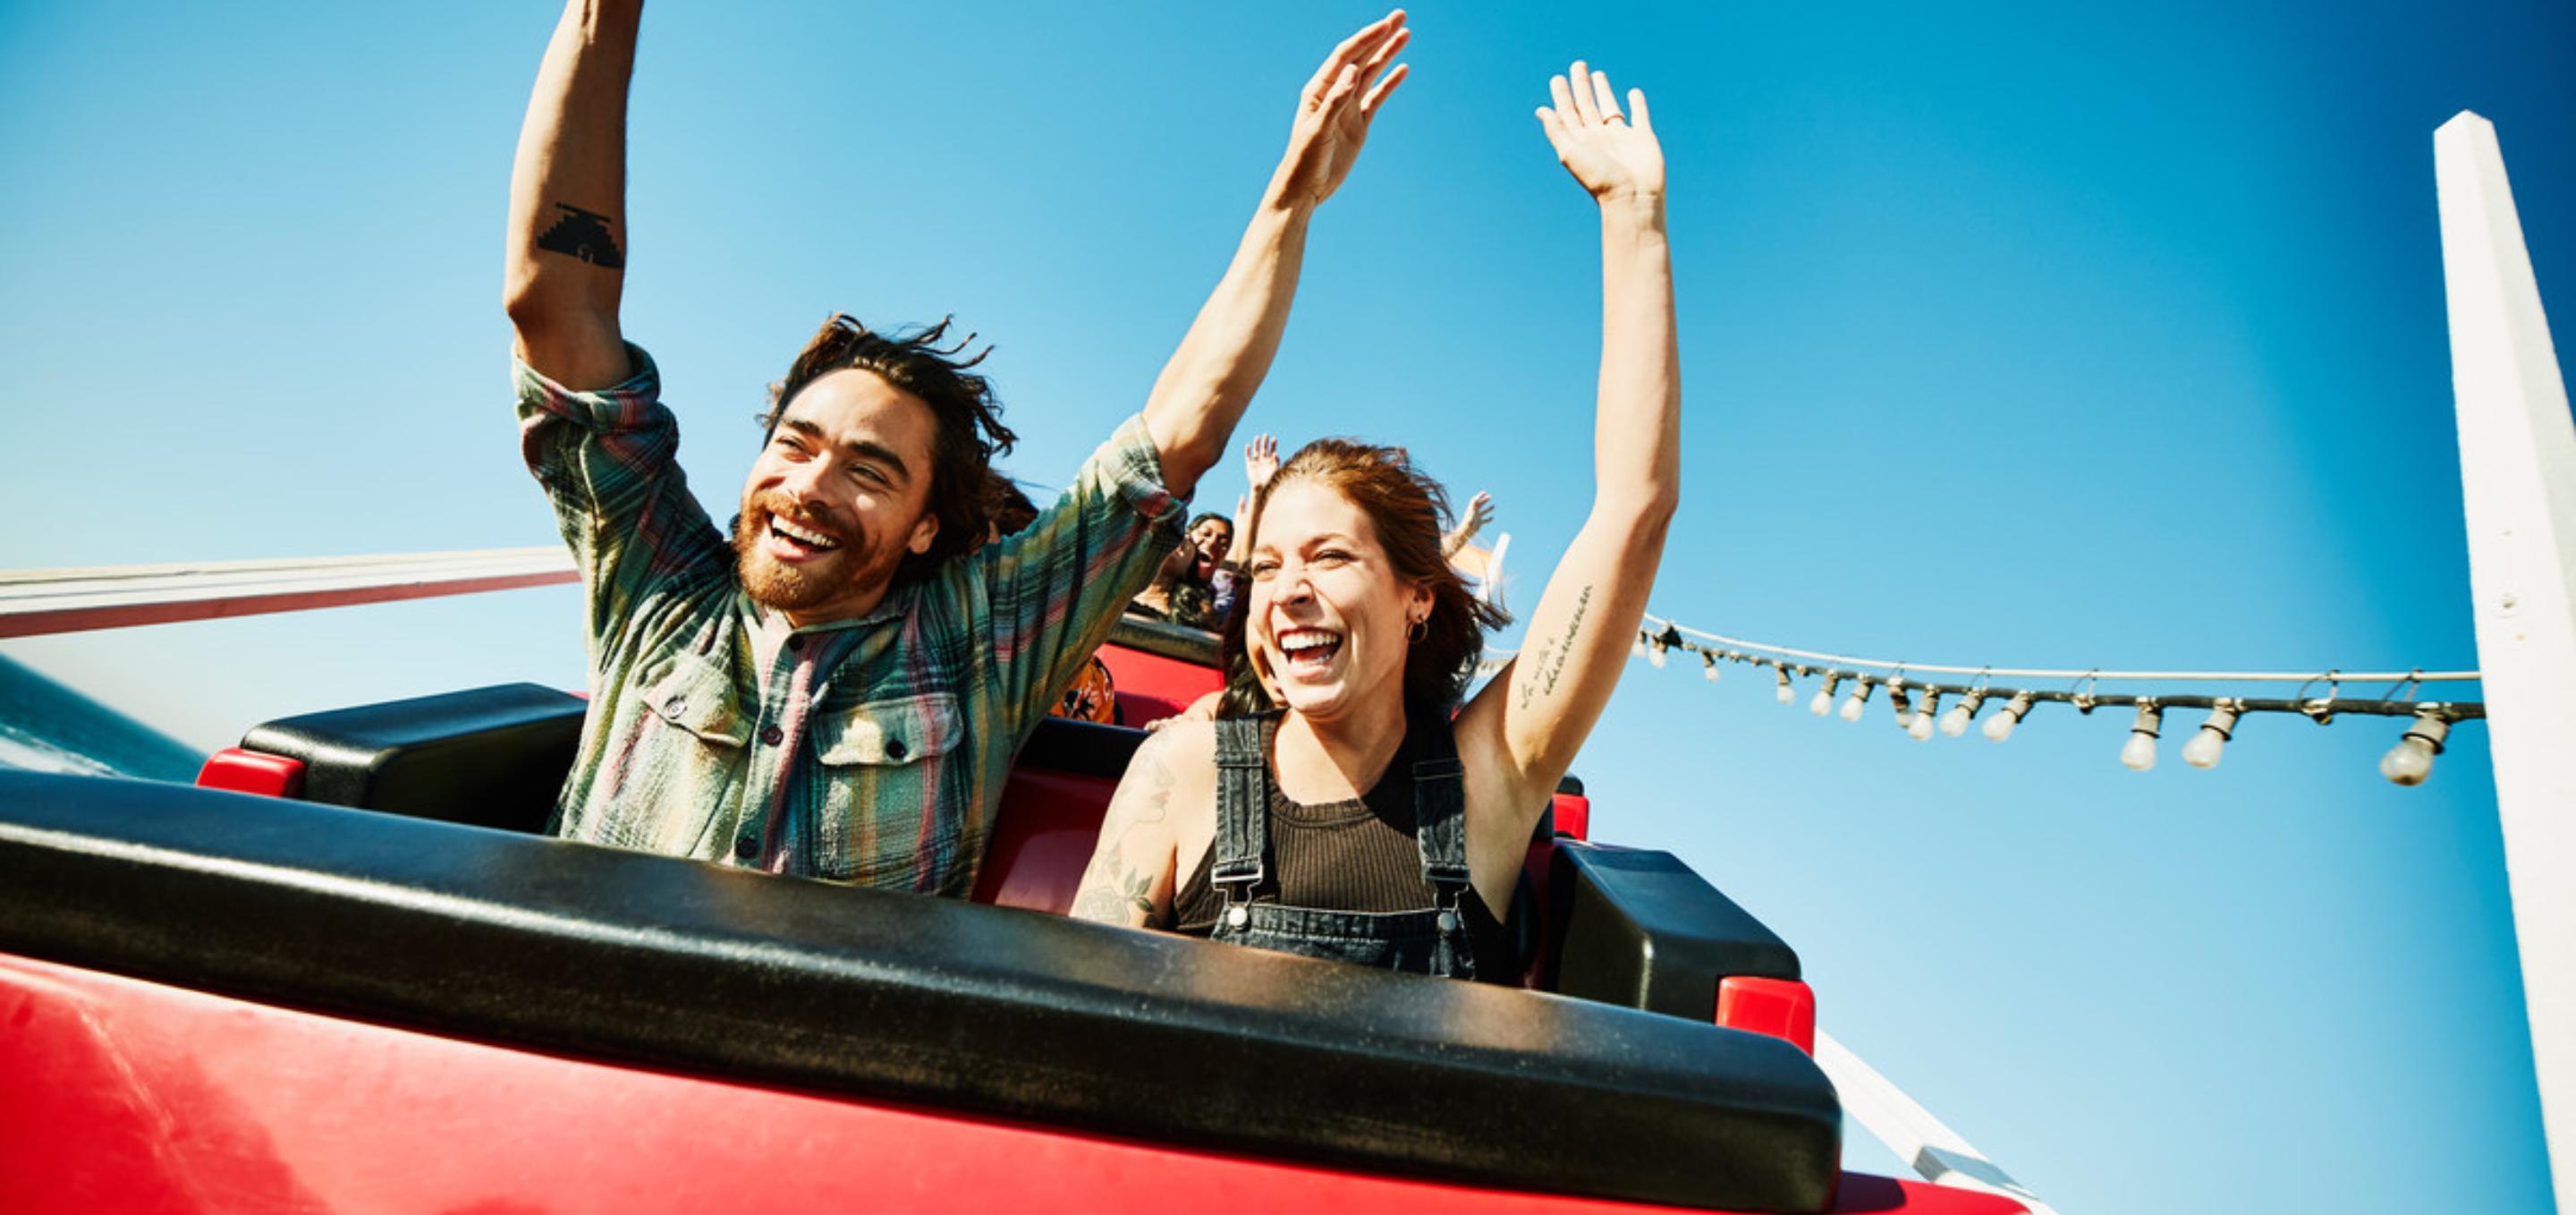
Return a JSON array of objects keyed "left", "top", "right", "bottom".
[{"left": 733, "top": 497, "right": 870, "bottom": 612}]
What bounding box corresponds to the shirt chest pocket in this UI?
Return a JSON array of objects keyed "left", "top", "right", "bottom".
[
  {"left": 643, "top": 655, "right": 750, "bottom": 748},
  {"left": 814, "top": 692, "right": 962, "bottom": 768}
]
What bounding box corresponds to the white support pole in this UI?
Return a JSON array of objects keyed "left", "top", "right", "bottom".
[
  {"left": 1812, "top": 1030, "right": 2054, "bottom": 1213},
  {"left": 2435, "top": 109, "right": 2576, "bottom": 1211}
]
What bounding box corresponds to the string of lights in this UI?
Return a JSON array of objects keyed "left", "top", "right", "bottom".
[{"left": 1620, "top": 615, "right": 2486, "bottom": 786}]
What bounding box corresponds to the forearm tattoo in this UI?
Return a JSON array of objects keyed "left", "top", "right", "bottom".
[
  {"left": 535, "top": 202, "right": 625, "bottom": 268},
  {"left": 1518, "top": 583, "right": 1593, "bottom": 709}
]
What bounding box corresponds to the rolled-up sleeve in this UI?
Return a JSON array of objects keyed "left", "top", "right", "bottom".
[
  {"left": 979, "top": 413, "right": 1185, "bottom": 736},
  {"left": 514, "top": 344, "right": 726, "bottom": 659}
]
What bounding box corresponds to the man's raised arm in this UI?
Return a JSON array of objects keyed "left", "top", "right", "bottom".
[
  {"left": 1139, "top": 11, "right": 1411, "bottom": 498},
  {"left": 504, "top": 0, "right": 642, "bottom": 391}
]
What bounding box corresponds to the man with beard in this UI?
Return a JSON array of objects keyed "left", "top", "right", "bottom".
[{"left": 505, "top": 0, "right": 1411, "bottom": 894}]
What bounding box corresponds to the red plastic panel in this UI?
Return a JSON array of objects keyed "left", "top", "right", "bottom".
[
  {"left": 1097, "top": 641, "right": 1222, "bottom": 727},
  {"left": 1717, "top": 976, "right": 1818, "bottom": 1056},
  {"left": 971, "top": 767, "right": 1120, "bottom": 913},
  {"left": 1830, "top": 1174, "right": 2029, "bottom": 1214},
  {"left": 193, "top": 748, "right": 306, "bottom": 800},
  {"left": 0, "top": 954, "right": 2024, "bottom": 1215},
  {"left": 1551, "top": 792, "right": 1591, "bottom": 840}
]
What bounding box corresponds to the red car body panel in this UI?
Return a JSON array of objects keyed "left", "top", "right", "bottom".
[
  {"left": 28, "top": 634, "right": 2018, "bottom": 1213},
  {"left": 0, "top": 955, "right": 2022, "bottom": 1215}
]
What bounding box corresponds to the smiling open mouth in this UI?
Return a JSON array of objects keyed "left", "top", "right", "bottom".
[
  {"left": 1277, "top": 629, "right": 1343, "bottom": 671},
  {"left": 766, "top": 513, "right": 843, "bottom": 557}
]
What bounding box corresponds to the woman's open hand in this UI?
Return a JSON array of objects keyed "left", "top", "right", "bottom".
[{"left": 1535, "top": 61, "right": 1664, "bottom": 206}]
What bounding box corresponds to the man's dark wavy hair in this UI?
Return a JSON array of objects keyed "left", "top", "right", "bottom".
[{"left": 758, "top": 314, "right": 1018, "bottom": 586}]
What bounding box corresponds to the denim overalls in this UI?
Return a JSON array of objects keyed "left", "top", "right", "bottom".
[{"left": 1208, "top": 714, "right": 1479, "bottom": 981}]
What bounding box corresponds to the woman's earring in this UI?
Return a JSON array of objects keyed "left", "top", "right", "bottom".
[{"left": 1408, "top": 615, "right": 1428, "bottom": 644}]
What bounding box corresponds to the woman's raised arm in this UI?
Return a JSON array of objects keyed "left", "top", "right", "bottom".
[{"left": 1466, "top": 63, "right": 1680, "bottom": 804}]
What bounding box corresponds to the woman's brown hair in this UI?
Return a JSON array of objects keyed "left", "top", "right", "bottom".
[{"left": 1224, "top": 438, "right": 1507, "bottom": 718}]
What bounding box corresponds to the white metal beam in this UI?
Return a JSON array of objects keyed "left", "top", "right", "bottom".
[
  {"left": 2435, "top": 109, "right": 2576, "bottom": 1211},
  {"left": 1813, "top": 1029, "right": 2053, "bottom": 1213},
  {"left": 0, "top": 548, "right": 578, "bottom": 639}
]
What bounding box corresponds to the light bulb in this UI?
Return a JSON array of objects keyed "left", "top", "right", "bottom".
[
  {"left": 1910, "top": 690, "right": 1940, "bottom": 740},
  {"left": 2181, "top": 704, "right": 2238, "bottom": 770},
  {"left": 1839, "top": 679, "right": 1873, "bottom": 722},
  {"left": 2119, "top": 703, "right": 2162, "bottom": 771},
  {"left": 1647, "top": 640, "right": 1668, "bottom": 669},
  {"left": 1940, "top": 691, "right": 1985, "bottom": 737},
  {"left": 2379, "top": 739, "right": 2436, "bottom": 786},
  {"left": 1702, "top": 651, "right": 1721, "bottom": 682},
  {"left": 1982, "top": 692, "right": 2032, "bottom": 742},
  {"left": 1886, "top": 681, "right": 1913, "bottom": 728},
  {"left": 2378, "top": 712, "right": 2450, "bottom": 786},
  {"left": 1774, "top": 667, "right": 1797, "bottom": 705},
  {"left": 1631, "top": 633, "right": 1648, "bottom": 659},
  {"left": 1810, "top": 673, "right": 1843, "bottom": 717}
]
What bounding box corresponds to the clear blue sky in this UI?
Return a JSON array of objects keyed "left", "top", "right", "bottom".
[{"left": 2, "top": 2, "right": 2567, "bottom": 1210}]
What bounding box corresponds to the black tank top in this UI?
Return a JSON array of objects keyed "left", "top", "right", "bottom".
[{"left": 1172, "top": 716, "right": 1514, "bottom": 976}]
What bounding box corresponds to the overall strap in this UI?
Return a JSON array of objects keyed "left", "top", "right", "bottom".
[
  {"left": 1410, "top": 715, "right": 1471, "bottom": 900},
  {"left": 1209, "top": 715, "right": 1270, "bottom": 900}
]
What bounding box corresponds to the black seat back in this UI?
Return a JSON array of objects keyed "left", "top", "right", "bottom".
[
  {"left": 1544, "top": 843, "right": 1803, "bottom": 1021},
  {"left": 241, "top": 683, "right": 584, "bottom": 832}
]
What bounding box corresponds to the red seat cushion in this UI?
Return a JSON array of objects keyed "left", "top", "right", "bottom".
[
  {"left": 972, "top": 769, "right": 1120, "bottom": 913},
  {"left": 1096, "top": 643, "right": 1220, "bottom": 728}
]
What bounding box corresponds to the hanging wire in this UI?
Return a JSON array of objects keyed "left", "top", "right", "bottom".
[
  {"left": 1643, "top": 616, "right": 2479, "bottom": 685},
  {"left": 1492, "top": 616, "right": 2483, "bottom": 785},
  {"left": 1630, "top": 616, "right": 2484, "bottom": 722}
]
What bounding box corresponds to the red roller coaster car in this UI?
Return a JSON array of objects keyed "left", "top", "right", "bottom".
[{"left": 1, "top": 618, "right": 2026, "bottom": 1214}]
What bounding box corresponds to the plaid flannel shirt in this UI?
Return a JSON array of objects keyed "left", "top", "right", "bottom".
[{"left": 518, "top": 344, "right": 1182, "bottom": 895}]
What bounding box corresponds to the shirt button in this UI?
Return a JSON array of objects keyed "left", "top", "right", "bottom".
[
  {"left": 886, "top": 738, "right": 907, "bottom": 760},
  {"left": 733, "top": 835, "right": 758, "bottom": 859},
  {"left": 759, "top": 724, "right": 784, "bottom": 746}
]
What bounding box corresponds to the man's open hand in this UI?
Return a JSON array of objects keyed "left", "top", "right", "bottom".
[{"left": 1268, "top": 11, "right": 1410, "bottom": 211}]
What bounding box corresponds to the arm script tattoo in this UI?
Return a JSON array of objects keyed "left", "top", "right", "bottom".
[{"left": 1518, "top": 584, "right": 1593, "bottom": 710}]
